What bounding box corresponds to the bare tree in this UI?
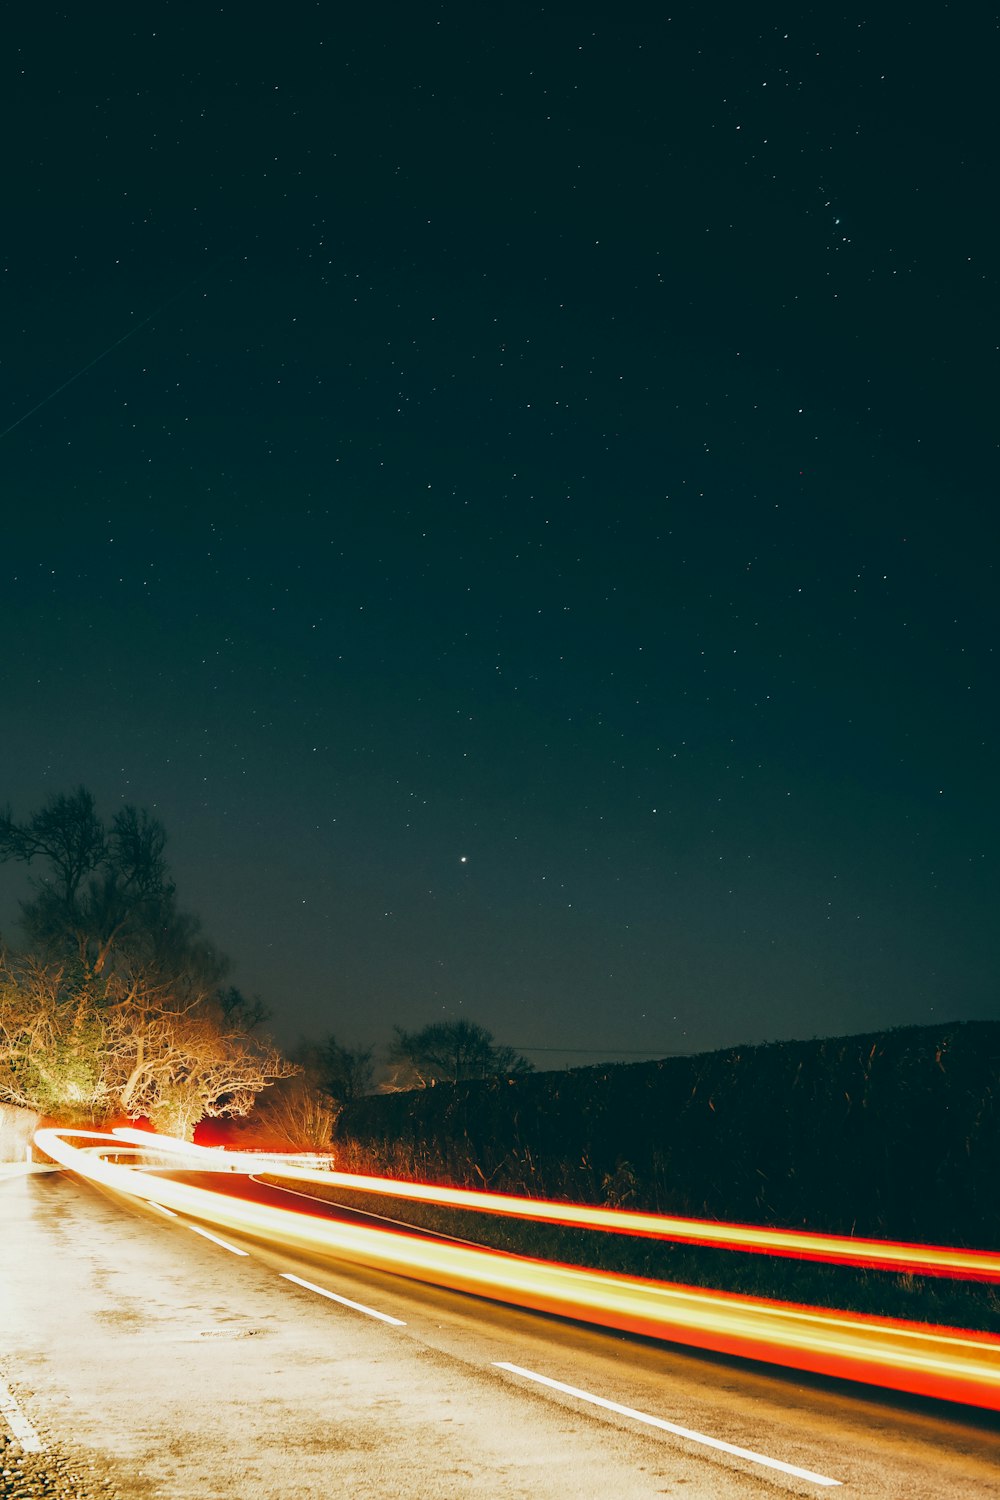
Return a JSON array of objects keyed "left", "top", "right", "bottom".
[
  {"left": 0, "top": 790, "right": 297, "bottom": 1138},
  {"left": 218, "top": 985, "right": 271, "bottom": 1033},
  {"left": 386, "top": 1019, "right": 532, "bottom": 1089},
  {"left": 243, "top": 1072, "right": 338, "bottom": 1152},
  {"left": 0, "top": 790, "right": 176, "bottom": 980},
  {"left": 102, "top": 985, "right": 295, "bottom": 1138},
  {"left": 0, "top": 958, "right": 110, "bottom": 1118},
  {"left": 307, "top": 1033, "right": 375, "bottom": 1103},
  {"left": 0, "top": 956, "right": 295, "bottom": 1138}
]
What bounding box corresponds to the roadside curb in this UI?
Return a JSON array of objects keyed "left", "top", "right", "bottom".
[{"left": 0, "top": 1162, "right": 59, "bottom": 1180}]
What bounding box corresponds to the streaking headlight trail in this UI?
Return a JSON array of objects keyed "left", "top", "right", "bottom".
[
  {"left": 108, "top": 1126, "right": 1000, "bottom": 1282},
  {"left": 36, "top": 1128, "right": 1000, "bottom": 1413}
]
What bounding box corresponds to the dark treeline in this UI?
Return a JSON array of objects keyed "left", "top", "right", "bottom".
[{"left": 332, "top": 1021, "right": 1000, "bottom": 1248}]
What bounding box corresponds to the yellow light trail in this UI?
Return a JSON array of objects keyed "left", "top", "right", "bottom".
[
  {"left": 36, "top": 1128, "right": 1000, "bottom": 1413},
  {"left": 108, "top": 1126, "right": 1000, "bottom": 1283}
]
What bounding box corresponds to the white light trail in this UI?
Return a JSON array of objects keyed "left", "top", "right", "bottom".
[
  {"left": 111, "top": 1123, "right": 1000, "bottom": 1280},
  {"left": 36, "top": 1129, "right": 1000, "bottom": 1412}
]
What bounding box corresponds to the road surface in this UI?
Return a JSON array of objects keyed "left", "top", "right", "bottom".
[{"left": 1, "top": 1167, "right": 998, "bottom": 1499}]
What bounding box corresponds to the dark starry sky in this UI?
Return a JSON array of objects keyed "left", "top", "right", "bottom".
[{"left": 2, "top": 4, "right": 997, "bottom": 1067}]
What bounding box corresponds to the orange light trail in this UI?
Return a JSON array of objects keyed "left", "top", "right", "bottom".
[
  {"left": 35, "top": 1128, "right": 1000, "bottom": 1413},
  {"left": 108, "top": 1125, "right": 1000, "bottom": 1283}
]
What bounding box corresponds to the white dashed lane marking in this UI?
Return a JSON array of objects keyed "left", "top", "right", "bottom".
[
  {"left": 494, "top": 1362, "right": 843, "bottom": 1487},
  {"left": 187, "top": 1224, "right": 249, "bottom": 1255},
  {"left": 0, "top": 1374, "right": 44, "bottom": 1453},
  {"left": 122, "top": 1180, "right": 843, "bottom": 1486},
  {"left": 280, "top": 1272, "right": 406, "bottom": 1325}
]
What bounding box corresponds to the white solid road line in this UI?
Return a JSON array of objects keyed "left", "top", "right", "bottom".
[
  {"left": 0, "top": 1375, "right": 44, "bottom": 1454},
  {"left": 280, "top": 1272, "right": 407, "bottom": 1325},
  {"left": 494, "top": 1362, "right": 843, "bottom": 1488},
  {"left": 187, "top": 1224, "right": 250, "bottom": 1255}
]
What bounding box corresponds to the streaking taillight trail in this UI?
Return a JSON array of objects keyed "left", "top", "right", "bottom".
[
  {"left": 109, "top": 1124, "right": 1000, "bottom": 1282},
  {"left": 35, "top": 1128, "right": 1000, "bottom": 1412}
]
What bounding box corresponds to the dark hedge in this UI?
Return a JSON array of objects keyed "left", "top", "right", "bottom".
[{"left": 333, "top": 1021, "right": 1000, "bottom": 1246}]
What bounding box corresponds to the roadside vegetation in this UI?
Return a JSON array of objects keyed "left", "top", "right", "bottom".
[
  {"left": 0, "top": 788, "right": 294, "bottom": 1138},
  {"left": 331, "top": 1022, "right": 1000, "bottom": 1249},
  {"left": 5, "top": 787, "right": 996, "bottom": 1333},
  {"left": 311, "top": 1019, "right": 1000, "bottom": 1332},
  {"left": 0, "top": 792, "right": 531, "bottom": 1150}
]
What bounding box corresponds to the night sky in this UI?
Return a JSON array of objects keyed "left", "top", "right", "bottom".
[{"left": 2, "top": 5, "right": 996, "bottom": 1069}]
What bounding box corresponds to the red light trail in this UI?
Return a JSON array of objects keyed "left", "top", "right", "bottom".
[{"left": 36, "top": 1128, "right": 1000, "bottom": 1414}]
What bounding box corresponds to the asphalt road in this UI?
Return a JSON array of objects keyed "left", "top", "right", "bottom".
[{"left": 2, "top": 1167, "right": 999, "bottom": 1499}]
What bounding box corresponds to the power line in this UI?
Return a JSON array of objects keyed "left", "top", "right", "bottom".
[{"left": 512, "top": 1045, "right": 689, "bottom": 1056}]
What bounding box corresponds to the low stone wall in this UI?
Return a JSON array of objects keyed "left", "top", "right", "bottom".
[{"left": 0, "top": 1103, "right": 42, "bottom": 1163}]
